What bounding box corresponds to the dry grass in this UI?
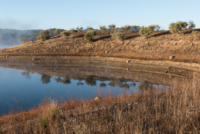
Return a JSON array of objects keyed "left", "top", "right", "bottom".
[{"left": 0, "top": 75, "right": 200, "bottom": 133}]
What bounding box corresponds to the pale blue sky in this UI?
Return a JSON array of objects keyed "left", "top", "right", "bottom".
[{"left": 0, "top": 0, "right": 199, "bottom": 30}]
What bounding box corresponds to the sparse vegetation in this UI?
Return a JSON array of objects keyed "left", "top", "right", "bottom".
[
  {"left": 191, "top": 31, "right": 198, "bottom": 38},
  {"left": 20, "top": 37, "right": 29, "bottom": 44},
  {"left": 108, "top": 24, "right": 116, "bottom": 32},
  {"left": 169, "top": 21, "right": 188, "bottom": 34},
  {"left": 139, "top": 26, "right": 154, "bottom": 38},
  {"left": 124, "top": 25, "right": 131, "bottom": 34},
  {"left": 84, "top": 30, "right": 96, "bottom": 42},
  {"left": 60, "top": 31, "right": 70, "bottom": 39},
  {"left": 87, "top": 27, "right": 93, "bottom": 31},
  {"left": 37, "top": 30, "right": 50, "bottom": 41},
  {"left": 76, "top": 27, "right": 83, "bottom": 33},
  {"left": 111, "top": 31, "right": 125, "bottom": 41},
  {"left": 53, "top": 29, "right": 62, "bottom": 35},
  {"left": 99, "top": 26, "right": 106, "bottom": 34},
  {"left": 188, "top": 20, "right": 195, "bottom": 29}
]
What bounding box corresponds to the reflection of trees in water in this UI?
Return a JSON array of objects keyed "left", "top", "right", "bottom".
[
  {"left": 41, "top": 74, "right": 51, "bottom": 84},
  {"left": 55, "top": 77, "right": 71, "bottom": 85},
  {"left": 108, "top": 78, "right": 131, "bottom": 90},
  {"left": 77, "top": 80, "right": 84, "bottom": 86},
  {"left": 85, "top": 75, "right": 96, "bottom": 87},
  {"left": 21, "top": 71, "right": 31, "bottom": 79},
  {"left": 138, "top": 81, "right": 155, "bottom": 92},
  {"left": 100, "top": 82, "right": 106, "bottom": 88}
]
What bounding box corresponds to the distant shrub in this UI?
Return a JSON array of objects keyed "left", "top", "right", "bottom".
[
  {"left": 124, "top": 25, "right": 131, "bottom": 33},
  {"left": 20, "top": 37, "right": 29, "bottom": 44},
  {"left": 139, "top": 26, "right": 154, "bottom": 38},
  {"left": 53, "top": 29, "right": 62, "bottom": 35},
  {"left": 84, "top": 30, "right": 96, "bottom": 42},
  {"left": 37, "top": 30, "right": 50, "bottom": 41},
  {"left": 99, "top": 26, "right": 106, "bottom": 34},
  {"left": 60, "top": 31, "right": 70, "bottom": 39},
  {"left": 169, "top": 21, "right": 188, "bottom": 34},
  {"left": 76, "top": 27, "right": 83, "bottom": 33},
  {"left": 191, "top": 31, "right": 198, "bottom": 38},
  {"left": 70, "top": 29, "right": 78, "bottom": 33},
  {"left": 188, "top": 20, "right": 195, "bottom": 29},
  {"left": 87, "top": 27, "right": 93, "bottom": 31},
  {"left": 108, "top": 24, "right": 116, "bottom": 32},
  {"left": 111, "top": 31, "right": 125, "bottom": 41},
  {"left": 119, "top": 26, "right": 125, "bottom": 32}
]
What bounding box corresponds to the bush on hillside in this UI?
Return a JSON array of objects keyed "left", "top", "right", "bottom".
[
  {"left": 124, "top": 25, "right": 131, "bottom": 33},
  {"left": 191, "top": 31, "right": 198, "bottom": 38},
  {"left": 53, "top": 29, "right": 62, "bottom": 35},
  {"left": 111, "top": 31, "right": 125, "bottom": 41},
  {"left": 188, "top": 21, "right": 195, "bottom": 29},
  {"left": 108, "top": 24, "right": 116, "bottom": 32},
  {"left": 84, "top": 30, "right": 96, "bottom": 42},
  {"left": 60, "top": 31, "right": 70, "bottom": 39},
  {"left": 139, "top": 26, "right": 154, "bottom": 38},
  {"left": 99, "top": 26, "right": 106, "bottom": 34},
  {"left": 169, "top": 21, "right": 188, "bottom": 34},
  {"left": 37, "top": 30, "right": 50, "bottom": 41},
  {"left": 20, "top": 37, "right": 29, "bottom": 44},
  {"left": 87, "top": 27, "right": 93, "bottom": 31}
]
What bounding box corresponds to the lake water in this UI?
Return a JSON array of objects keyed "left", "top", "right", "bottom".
[{"left": 0, "top": 63, "right": 173, "bottom": 115}]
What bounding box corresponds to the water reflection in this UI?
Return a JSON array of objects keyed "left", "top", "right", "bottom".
[
  {"left": 21, "top": 71, "right": 31, "bottom": 79},
  {"left": 41, "top": 74, "right": 51, "bottom": 84},
  {"left": 138, "top": 81, "right": 156, "bottom": 92},
  {"left": 55, "top": 77, "right": 71, "bottom": 85},
  {"left": 85, "top": 75, "right": 96, "bottom": 87}
]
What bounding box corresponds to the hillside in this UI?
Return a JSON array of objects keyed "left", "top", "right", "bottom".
[{"left": 0, "top": 29, "right": 200, "bottom": 63}]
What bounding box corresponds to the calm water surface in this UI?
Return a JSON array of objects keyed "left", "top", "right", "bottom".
[{"left": 0, "top": 66, "right": 169, "bottom": 115}]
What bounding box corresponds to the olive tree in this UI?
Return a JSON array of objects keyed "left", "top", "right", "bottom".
[
  {"left": 188, "top": 21, "right": 195, "bottom": 29},
  {"left": 169, "top": 21, "right": 187, "bottom": 34},
  {"left": 37, "top": 30, "right": 50, "bottom": 41},
  {"left": 53, "top": 29, "right": 62, "bottom": 35},
  {"left": 20, "top": 37, "right": 29, "bottom": 44},
  {"left": 139, "top": 26, "right": 154, "bottom": 38},
  {"left": 84, "top": 30, "right": 96, "bottom": 42},
  {"left": 99, "top": 26, "right": 106, "bottom": 34},
  {"left": 108, "top": 24, "right": 116, "bottom": 32}
]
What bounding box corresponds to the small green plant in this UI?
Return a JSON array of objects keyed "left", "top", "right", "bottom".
[
  {"left": 41, "top": 115, "right": 47, "bottom": 130},
  {"left": 191, "top": 31, "right": 198, "bottom": 38},
  {"left": 76, "top": 27, "right": 83, "bottom": 33},
  {"left": 188, "top": 20, "right": 195, "bottom": 29},
  {"left": 20, "top": 37, "right": 29, "bottom": 44},
  {"left": 108, "top": 24, "right": 116, "bottom": 32},
  {"left": 60, "top": 31, "right": 70, "bottom": 39},
  {"left": 131, "top": 25, "right": 139, "bottom": 31},
  {"left": 37, "top": 30, "right": 50, "bottom": 41},
  {"left": 99, "top": 26, "right": 106, "bottom": 34},
  {"left": 139, "top": 26, "right": 154, "bottom": 38},
  {"left": 70, "top": 29, "right": 78, "bottom": 33},
  {"left": 124, "top": 25, "right": 131, "bottom": 34},
  {"left": 53, "top": 29, "right": 62, "bottom": 35},
  {"left": 84, "top": 30, "right": 96, "bottom": 42},
  {"left": 87, "top": 27, "right": 93, "bottom": 31},
  {"left": 169, "top": 21, "right": 187, "bottom": 34},
  {"left": 111, "top": 31, "right": 125, "bottom": 41}
]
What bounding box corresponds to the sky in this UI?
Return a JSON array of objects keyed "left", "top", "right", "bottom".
[{"left": 0, "top": 0, "right": 199, "bottom": 30}]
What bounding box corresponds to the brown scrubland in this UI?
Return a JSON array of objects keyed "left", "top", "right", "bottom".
[{"left": 0, "top": 29, "right": 200, "bottom": 133}]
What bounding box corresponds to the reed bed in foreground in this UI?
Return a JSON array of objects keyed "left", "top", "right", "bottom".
[{"left": 0, "top": 76, "right": 200, "bottom": 133}]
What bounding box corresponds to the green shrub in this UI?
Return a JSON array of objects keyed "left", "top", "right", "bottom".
[
  {"left": 53, "top": 29, "right": 62, "bottom": 35},
  {"left": 124, "top": 25, "right": 131, "bottom": 33},
  {"left": 108, "top": 24, "right": 116, "bottom": 32},
  {"left": 111, "top": 31, "right": 125, "bottom": 41},
  {"left": 37, "top": 30, "right": 50, "bottom": 41},
  {"left": 87, "top": 27, "right": 93, "bottom": 31},
  {"left": 70, "top": 29, "right": 78, "bottom": 33},
  {"left": 60, "top": 31, "right": 70, "bottom": 39},
  {"left": 76, "top": 27, "right": 83, "bottom": 33},
  {"left": 99, "top": 26, "right": 106, "bottom": 34},
  {"left": 191, "top": 31, "right": 198, "bottom": 38},
  {"left": 169, "top": 21, "right": 187, "bottom": 34},
  {"left": 139, "top": 26, "right": 154, "bottom": 38},
  {"left": 20, "top": 37, "right": 29, "bottom": 44},
  {"left": 84, "top": 30, "right": 96, "bottom": 42},
  {"left": 188, "top": 21, "right": 195, "bottom": 29}
]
